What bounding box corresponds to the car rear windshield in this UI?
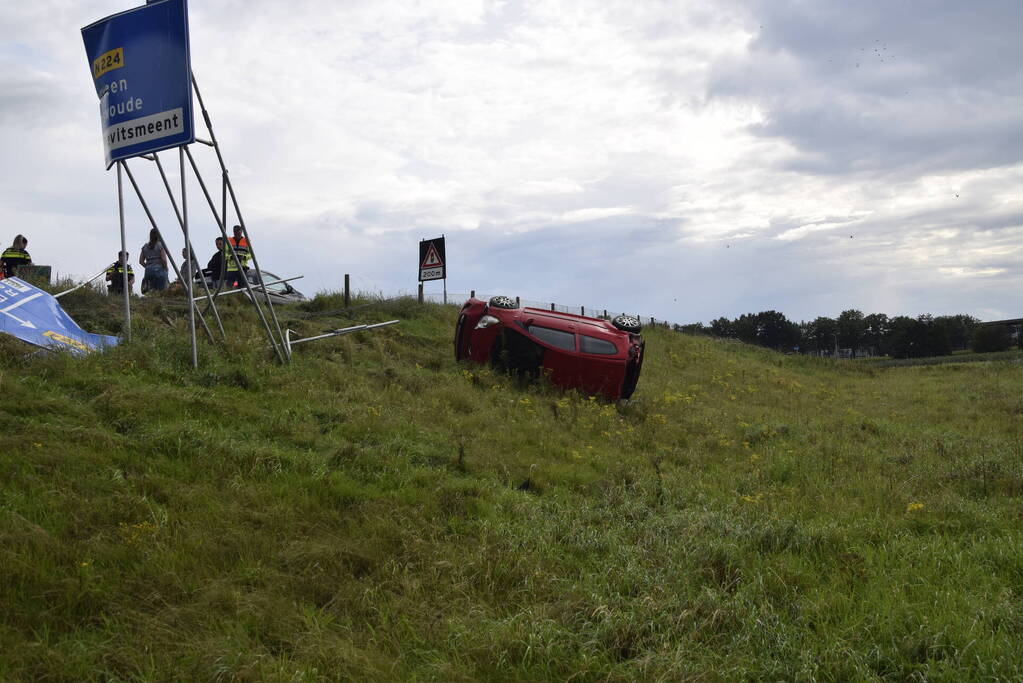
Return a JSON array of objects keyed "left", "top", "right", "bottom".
[
  {"left": 580, "top": 335, "right": 618, "bottom": 355},
  {"left": 528, "top": 325, "right": 575, "bottom": 351}
]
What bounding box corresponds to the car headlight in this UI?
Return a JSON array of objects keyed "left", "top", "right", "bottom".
[{"left": 475, "top": 315, "right": 500, "bottom": 329}]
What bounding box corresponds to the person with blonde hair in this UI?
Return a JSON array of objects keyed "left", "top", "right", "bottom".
[{"left": 1, "top": 235, "right": 32, "bottom": 278}]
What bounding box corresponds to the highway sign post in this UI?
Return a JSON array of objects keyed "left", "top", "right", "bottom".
[
  {"left": 419, "top": 236, "right": 447, "bottom": 304},
  {"left": 80, "top": 0, "right": 289, "bottom": 366}
]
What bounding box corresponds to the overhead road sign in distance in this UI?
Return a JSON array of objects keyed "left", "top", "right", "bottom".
[
  {"left": 81, "top": 0, "right": 195, "bottom": 169},
  {"left": 0, "top": 278, "right": 118, "bottom": 355},
  {"left": 419, "top": 237, "right": 446, "bottom": 282}
]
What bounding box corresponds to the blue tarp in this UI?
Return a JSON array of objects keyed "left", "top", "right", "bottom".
[{"left": 0, "top": 278, "right": 119, "bottom": 355}]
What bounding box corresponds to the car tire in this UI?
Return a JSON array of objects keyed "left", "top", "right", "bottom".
[
  {"left": 489, "top": 295, "right": 517, "bottom": 309},
  {"left": 611, "top": 314, "right": 642, "bottom": 333}
]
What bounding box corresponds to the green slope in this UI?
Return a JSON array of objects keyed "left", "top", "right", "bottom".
[{"left": 2, "top": 289, "right": 1022, "bottom": 680}]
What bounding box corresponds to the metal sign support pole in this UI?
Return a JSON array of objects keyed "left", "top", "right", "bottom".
[
  {"left": 151, "top": 153, "right": 226, "bottom": 339},
  {"left": 181, "top": 147, "right": 197, "bottom": 368},
  {"left": 121, "top": 161, "right": 215, "bottom": 344},
  {"left": 183, "top": 146, "right": 285, "bottom": 362},
  {"left": 191, "top": 74, "right": 288, "bottom": 360},
  {"left": 443, "top": 277, "right": 447, "bottom": 305},
  {"left": 116, "top": 161, "right": 131, "bottom": 341}
]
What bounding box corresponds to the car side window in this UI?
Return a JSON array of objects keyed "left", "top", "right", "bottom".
[
  {"left": 580, "top": 335, "right": 618, "bottom": 355},
  {"left": 528, "top": 325, "right": 576, "bottom": 351}
]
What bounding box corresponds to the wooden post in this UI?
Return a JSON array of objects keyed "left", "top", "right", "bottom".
[
  {"left": 344, "top": 273, "right": 350, "bottom": 308},
  {"left": 471, "top": 289, "right": 475, "bottom": 299},
  {"left": 418, "top": 282, "right": 423, "bottom": 303},
  {"left": 581, "top": 306, "right": 585, "bottom": 316},
  {"left": 603, "top": 309, "right": 607, "bottom": 318},
  {"left": 515, "top": 296, "right": 520, "bottom": 307},
  {"left": 550, "top": 303, "right": 555, "bottom": 311}
]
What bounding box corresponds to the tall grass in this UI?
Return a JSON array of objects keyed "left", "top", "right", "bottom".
[{"left": 1, "top": 289, "right": 1021, "bottom": 679}]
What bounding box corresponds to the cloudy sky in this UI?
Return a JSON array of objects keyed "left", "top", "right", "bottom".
[{"left": 1, "top": 0, "right": 1021, "bottom": 324}]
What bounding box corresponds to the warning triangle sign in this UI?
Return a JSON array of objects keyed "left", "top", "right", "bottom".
[{"left": 421, "top": 243, "right": 444, "bottom": 269}]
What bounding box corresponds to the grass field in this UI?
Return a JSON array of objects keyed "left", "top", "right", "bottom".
[{"left": 2, "top": 289, "right": 1022, "bottom": 680}]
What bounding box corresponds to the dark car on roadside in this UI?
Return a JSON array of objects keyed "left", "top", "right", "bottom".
[{"left": 455, "top": 295, "right": 645, "bottom": 400}]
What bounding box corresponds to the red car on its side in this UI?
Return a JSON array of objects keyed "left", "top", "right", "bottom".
[{"left": 454, "top": 296, "right": 645, "bottom": 400}]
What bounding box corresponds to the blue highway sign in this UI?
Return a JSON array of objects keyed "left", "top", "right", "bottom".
[
  {"left": 0, "top": 278, "right": 119, "bottom": 355},
  {"left": 81, "top": 0, "right": 195, "bottom": 168}
]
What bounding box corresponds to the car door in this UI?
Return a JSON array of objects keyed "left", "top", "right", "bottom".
[
  {"left": 577, "top": 333, "right": 626, "bottom": 398},
  {"left": 524, "top": 322, "right": 581, "bottom": 390}
]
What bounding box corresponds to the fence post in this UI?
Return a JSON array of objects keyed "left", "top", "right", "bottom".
[
  {"left": 471, "top": 289, "right": 475, "bottom": 299},
  {"left": 550, "top": 303, "right": 555, "bottom": 311},
  {"left": 344, "top": 274, "right": 350, "bottom": 308},
  {"left": 515, "top": 296, "right": 520, "bottom": 307},
  {"left": 581, "top": 306, "right": 585, "bottom": 316},
  {"left": 418, "top": 282, "right": 423, "bottom": 303},
  {"left": 603, "top": 309, "right": 607, "bottom": 318}
]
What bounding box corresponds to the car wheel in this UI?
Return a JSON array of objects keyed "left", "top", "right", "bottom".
[
  {"left": 489, "top": 295, "right": 517, "bottom": 309},
  {"left": 612, "top": 314, "right": 642, "bottom": 333}
]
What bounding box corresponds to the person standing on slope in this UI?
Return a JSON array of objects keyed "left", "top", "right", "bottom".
[
  {"left": 139, "top": 229, "right": 169, "bottom": 294},
  {"left": 0, "top": 235, "right": 32, "bottom": 278},
  {"left": 224, "top": 225, "right": 251, "bottom": 289}
]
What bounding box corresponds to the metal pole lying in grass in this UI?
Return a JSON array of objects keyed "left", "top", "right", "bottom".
[
  {"left": 284, "top": 320, "right": 400, "bottom": 356},
  {"left": 191, "top": 276, "right": 303, "bottom": 301},
  {"left": 54, "top": 267, "right": 108, "bottom": 299}
]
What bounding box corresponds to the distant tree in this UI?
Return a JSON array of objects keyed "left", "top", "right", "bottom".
[
  {"left": 933, "top": 314, "right": 980, "bottom": 351},
  {"left": 709, "top": 317, "right": 733, "bottom": 338},
  {"left": 887, "top": 316, "right": 925, "bottom": 358},
  {"left": 863, "top": 313, "right": 890, "bottom": 355},
  {"left": 804, "top": 316, "right": 839, "bottom": 354},
  {"left": 916, "top": 314, "right": 951, "bottom": 357},
  {"left": 755, "top": 310, "right": 801, "bottom": 351},
  {"left": 971, "top": 324, "right": 1013, "bottom": 353},
  {"left": 837, "top": 309, "right": 867, "bottom": 353},
  {"left": 732, "top": 314, "right": 760, "bottom": 345}
]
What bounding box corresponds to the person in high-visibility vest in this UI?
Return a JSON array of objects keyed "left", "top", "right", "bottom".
[
  {"left": 1, "top": 234, "right": 32, "bottom": 278},
  {"left": 224, "top": 224, "right": 251, "bottom": 288},
  {"left": 105, "top": 252, "right": 135, "bottom": 295}
]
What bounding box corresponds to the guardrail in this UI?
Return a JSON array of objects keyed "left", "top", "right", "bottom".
[{"left": 419, "top": 290, "right": 681, "bottom": 329}]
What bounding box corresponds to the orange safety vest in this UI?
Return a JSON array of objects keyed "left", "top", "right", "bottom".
[{"left": 224, "top": 236, "right": 250, "bottom": 271}]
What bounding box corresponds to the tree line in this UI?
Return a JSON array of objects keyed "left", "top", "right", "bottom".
[{"left": 677, "top": 310, "right": 1017, "bottom": 358}]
